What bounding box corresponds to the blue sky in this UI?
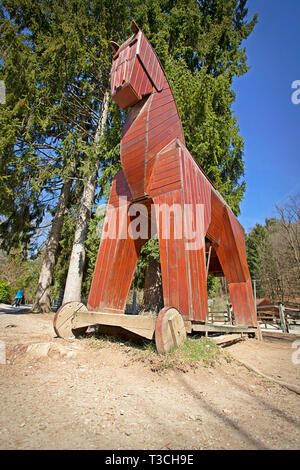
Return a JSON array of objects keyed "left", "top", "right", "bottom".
[{"left": 233, "top": 0, "right": 300, "bottom": 232}]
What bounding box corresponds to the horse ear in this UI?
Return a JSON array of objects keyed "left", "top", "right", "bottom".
[
  {"left": 110, "top": 41, "right": 120, "bottom": 53},
  {"left": 131, "top": 20, "right": 139, "bottom": 34}
]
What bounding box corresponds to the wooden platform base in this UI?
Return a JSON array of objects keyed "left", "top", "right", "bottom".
[
  {"left": 53, "top": 302, "right": 186, "bottom": 353},
  {"left": 53, "top": 302, "right": 260, "bottom": 352}
]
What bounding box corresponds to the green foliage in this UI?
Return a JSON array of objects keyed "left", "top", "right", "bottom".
[
  {"left": 0, "top": 0, "right": 128, "bottom": 254},
  {"left": 0, "top": 249, "right": 41, "bottom": 302},
  {"left": 207, "top": 274, "right": 221, "bottom": 298},
  {"left": 133, "top": 239, "right": 160, "bottom": 290},
  {"left": 246, "top": 223, "right": 270, "bottom": 281},
  {"left": 0, "top": 279, "right": 12, "bottom": 303},
  {"left": 14, "top": 264, "right": 41, "bottom": 301}
]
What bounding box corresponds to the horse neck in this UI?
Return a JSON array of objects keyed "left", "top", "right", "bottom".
[
  {"left": 120, "top": 79, "right": 185, "bottom": 200},
  {"left": 122, "top": 78, "right": 184, "bottom": 146},
  {"left": 147, "top": 77, "right": 185, "bottom": 150}
]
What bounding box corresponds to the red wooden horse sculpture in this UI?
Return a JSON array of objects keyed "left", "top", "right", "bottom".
[{"left": 87, "top": 22, "right": 257, "bottom": 329}]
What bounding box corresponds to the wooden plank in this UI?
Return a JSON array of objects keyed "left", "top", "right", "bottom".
[
  {"left": 122, "top": 131, "right": 148, "bottom": 151},
  {"left": 173, "top": 190, "right": 190, "bottom": 319},
  {"left": 184, "top": 321, "right": 192, "bottom": 334},
  {"left": 206, "top": 243, "right": 212, "bottom": 278},
  {"left": 210, "top": 334, "right": 244, "bottom": 346},
  {"left": 257, "top": 305, "right": 280, "bottom": 310},
  {"left": 148, "top": 114, "right": 181, "bottom": 141},
  {"left": 206, "top": 191, "right": 224, "bottom": 245},
  {"left": 166, "top": 192, "right": 179, "bottom": 310},
  {"left": 153, "top": 159, "right": 180, "bottom": 176},
  {"left": 181, "top": 151, "right": 208, "bottom": 322},
  {"left": 74, "top": 311, "right": 156, "bottom": 340},
  {"left": 87, "top": 172, "right": 141, "bottom": 313},
  {"left": 148, "top": 109, "right": 178, "bottom": 131},
  {"left": 284, "top": 306, "right": 300, "bottom": 312},
  {"left": 148, "top": 100, "right": 176, "bottom": 120},
  {"left": 150, "top": 181, "right": 182, "bottom": 197},
  {"left": 150, "top": 172, "right": 181, "bottom": 190},
  {"left": 138, "top": 34, "right": 165, "bottom": 91},
  {"left": 148, "top": 94, "right": 174, "bottom": 114},
  {"left": 122, "top": 115, "right": 148, "bottom": 140},
  {"left": 113, "top": 83, "right": 141, "bottom": 109},
  {"left": 153, "top": 190, "right": 190, "bottom": 321},
  {"left": 186, "top": 157, "right": 199, "bottom": 319},
  {"left": 192, "top": 323, "right": 257, "bottom": 334},
  {"left": 131, "top": 57, "right": 145, "bottom": 91},
  {"left": 262, "top": 330, "right": 300, "bottom": 340},
  {"left": 279, "top": 304, "right": 289, "bottom": 333},
  {"left": 153, "top": 194, "right": 168, "bottom": 302}
]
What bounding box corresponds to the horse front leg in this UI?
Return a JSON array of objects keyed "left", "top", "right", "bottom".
[{"left": 87, "top": 170, "right": 148, "bottom": 313}]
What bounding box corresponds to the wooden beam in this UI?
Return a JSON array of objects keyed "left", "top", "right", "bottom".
[
  {"left": 74, "top": 311, "right": 156, "bottom": 340},
  {"left": 210, "top": 334, "right": 244, "bottom": 347},
  {"left": 206, "top": 243, "right": 212, "bottom": 279},
  {"left": 279, "top": 303, "right": 289, "bottom": 333},
  {"left": 262, "top": 330, "right": 300, "bottom": 340}
]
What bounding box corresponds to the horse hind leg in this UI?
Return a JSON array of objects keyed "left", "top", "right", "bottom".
[
  {"left": 152, "top": 189, "right": 209, "bottom": 322},
  {"left": 147, "top": 140, "right": 210, "bottom": 322},
  {"left": 215, "top": 207, "right": 257, "bottom": 327}
]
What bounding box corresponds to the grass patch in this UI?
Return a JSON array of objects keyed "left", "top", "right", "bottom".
[
  {"left": 84, "top": 333, "right": 222, "bottom": 372},
  {"left": 147, "top": 337, "right": 221, "bottom": 372}
]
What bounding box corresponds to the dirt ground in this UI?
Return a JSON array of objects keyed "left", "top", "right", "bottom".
[{"left": 0, "top": 309, "right": 299, "bottom": 450}]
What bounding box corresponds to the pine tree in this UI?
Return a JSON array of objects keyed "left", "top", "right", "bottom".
[{"left": 1, "top": 1, "right": 129, "bottom": 309}]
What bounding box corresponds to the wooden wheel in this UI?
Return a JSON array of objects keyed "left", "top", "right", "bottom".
[
  {"left": 53, "top": 301, "right": 88, "bottom": 340},
  {"left": 155, "top": 306, "right": 186, "bottom": 354}
]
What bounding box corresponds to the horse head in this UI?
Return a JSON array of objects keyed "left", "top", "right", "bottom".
[{"left": 110, "top": 21, "right": 165, "bottom": 110}]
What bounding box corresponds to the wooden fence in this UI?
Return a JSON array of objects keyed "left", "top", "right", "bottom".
[
  {"left": 207, "top": 303, "right": 300, "bottom": 334},
  {"left": 256, "top": 303, "right": 300, "bottom": 333}
]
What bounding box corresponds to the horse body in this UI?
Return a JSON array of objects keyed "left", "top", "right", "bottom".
[{"left": 87, "top": 24, "right": 257, "bottom": 328}]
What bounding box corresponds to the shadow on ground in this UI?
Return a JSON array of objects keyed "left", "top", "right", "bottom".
[{"left": 0, "top": 304, "right": 32, "bottom": 315}]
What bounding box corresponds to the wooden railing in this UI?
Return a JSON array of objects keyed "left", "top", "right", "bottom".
[{"left": 257, "top": 303, "right": 300, "bottom": 333}]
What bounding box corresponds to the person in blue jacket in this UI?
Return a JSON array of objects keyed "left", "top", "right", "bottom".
[{"left": 13, "top": 290, "right": 23, "bottom": 307}]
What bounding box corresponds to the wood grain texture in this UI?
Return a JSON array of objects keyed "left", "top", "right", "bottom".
[
  {"left": 155, "top": 307, "right": 187, "bottom": 353},
  {"left": 53, "top": 302, "right": 88, "bottom": 339}
]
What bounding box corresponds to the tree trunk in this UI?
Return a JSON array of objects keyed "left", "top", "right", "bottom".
[
  {"left": 32, "top": 176, "right": 73, "bottom": 312},
  {"left": 142, "top": 257, "right": 164, "bottom": 314},
  {"left": 62, "top": 89, "right": 110, "bottom": 304}
]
